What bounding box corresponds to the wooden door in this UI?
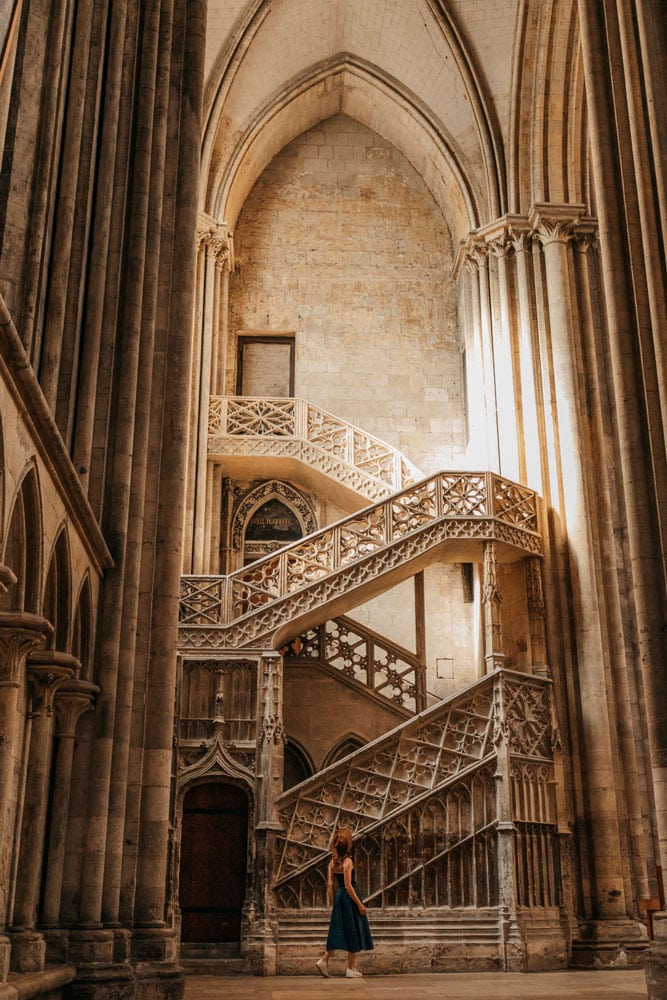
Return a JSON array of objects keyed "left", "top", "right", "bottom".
[{"left": 179, "top": 782, "right": 248, "bottom": 942}]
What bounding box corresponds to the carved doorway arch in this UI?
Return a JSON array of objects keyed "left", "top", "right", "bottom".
[{"left": 232, "top": 480, "right": 316, "bottom": 567}]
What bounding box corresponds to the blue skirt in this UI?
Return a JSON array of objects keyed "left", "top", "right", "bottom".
[{"left": 326, "top": 873, "right": 374, "bottom": 953}]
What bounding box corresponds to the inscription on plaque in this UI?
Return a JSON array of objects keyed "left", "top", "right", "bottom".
[{"left": 245, "top": 500, "right": 302, "bottom": 543}]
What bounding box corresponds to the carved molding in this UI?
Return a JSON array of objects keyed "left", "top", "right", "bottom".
[
  {"left": 232, "top": 479, "right": 316, "bottom": 549},
  {"left": 454, "top": 207, "right": 598, "bottom": 277},
  {"left": 177, "top": 726, "right": 255, "bottom": 790}
]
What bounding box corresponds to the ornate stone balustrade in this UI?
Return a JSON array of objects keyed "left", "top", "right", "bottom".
[
  {"left": 208, "top": 396, "right": 423, "bottom": 499},
  {"left": 286, "top": 615, "right": 424, "bottom": 714},
  {"left": 273, "top": 669, "right": 558, "bottom": 917},
  {"left": 275, "top": 670, "right": 555, "bottom": 888},
  {"left": 179, "top": 471, "right": 541, "bottom": 650}
]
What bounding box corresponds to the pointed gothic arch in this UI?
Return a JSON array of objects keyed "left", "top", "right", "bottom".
[
  {"left": 232, "top": 480, "right": 316, "bottom": 567},
  {"left": 322, "top": 733, "right": 366, "bottom": 769},
  {"left": 72, "top": 574, "right": 94, "bottom": 679},
  {"left": 43, "top": 525, "right": 72, "bottom": 651},
  {"left": 1, "top": 464, "right": 43, "bottom": 613}
]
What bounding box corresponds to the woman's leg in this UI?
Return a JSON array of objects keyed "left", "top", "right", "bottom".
[
  {"left": 315, "top": 951, "right": 330, "bottom": 977},
  {"left": 347, "top": 952, "right": 355, "bottom": 969}
]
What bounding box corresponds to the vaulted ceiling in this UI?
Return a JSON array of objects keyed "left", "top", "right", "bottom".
[{"left": 202, "top": 0, "right": 588, "bottom": 243}]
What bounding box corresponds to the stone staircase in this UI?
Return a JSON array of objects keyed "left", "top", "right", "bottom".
[
  {"left": 271, "top": 667, "right": 566, "bottom": 973},
  {"left": 179, "top": 469, "right": 541, "bottom": 652},
  {"left": 178, "top": 398, "right": 561, "bottom": 973},
  {"left": 208, "top": 395, "right": 423, "bottom": 503}
]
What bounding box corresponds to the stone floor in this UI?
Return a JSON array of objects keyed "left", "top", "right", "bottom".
[{"left": 184, "top": 971, "right": 648, "bottom": 999}]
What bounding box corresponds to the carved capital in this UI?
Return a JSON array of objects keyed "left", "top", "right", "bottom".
[
  {"left": 26, "top": 652, "right": 79, "bottom": 718},
  {"left": 197, "top": 213, "right": 234, "bottom": 271},
  {"left": 507, "top": 227, "right": 532, "bottom": 255},
  {"left": 54, "top": 678, "right": 99, "bottom": 737},
  {"left": 528, "top": 203, "right": 596, "bottom": 249},
  {"left": 0, "top": 613, "right": 53, "bottom": 686},
  {"left": 463, "top": 242, "right": 489, "bottom": 272}
]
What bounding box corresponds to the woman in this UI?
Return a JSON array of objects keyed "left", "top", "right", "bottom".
[{"left": 315, "top": 828, "right": 373, "bottom": 978}]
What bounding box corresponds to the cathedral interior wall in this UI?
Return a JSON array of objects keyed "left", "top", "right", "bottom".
[{"left": 226, "top": 113, "right": 466, "bottom": 474}]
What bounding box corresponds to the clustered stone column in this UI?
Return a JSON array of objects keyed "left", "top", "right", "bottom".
[
  {"left": 459, "top": 204, "right": 650, "bottom": 963},
  {"left": 9, "top": 651, "right": 78, "bottom": 972},
  {"left": 188, "top": 215, "right": 233, "bottom": 576},
  {"left": 41, "top": 678, "right": 98, "bottom": 957},
  {"left": 0, "top": 596, "right": 52, "bottom": 982}
]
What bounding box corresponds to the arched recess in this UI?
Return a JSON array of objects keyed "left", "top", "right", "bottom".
[
  {"left": 508, "top": 0, "right": 589, "bottom": 212},
  {"left": 176, "top": 743, "right": 255, "bottom": 947},
  {"left": 0, "top": 465, "right": 42, "bottom": 613},
  {"left": 179, "top": 781, "right": 249, "bottom": 944},
  {"left": 284, "top": 739, "right": 314, "bottom": 790},
  {"left": 207, "top": 59, "right": 481, "bottom": 243},
  {"left": 42, "top": 525, "right": 72, "bottom": 650},
  {"left": 72, "top": 574, "right": 94, "bottom": 679},
  {"left": 322, "top": 733, "right": 366, "bottom": 769},
  {"left": 232, "top": 481, "right": 316, "bottom": 568}
]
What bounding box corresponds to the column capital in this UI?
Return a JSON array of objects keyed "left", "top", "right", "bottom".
[
  {"left": 197, "top": 213, "right": 234, "bottom": 271},
  {"left": 0, "top": 613, "right": 53, "bottom": 686},
  {"left": 25, "top": 651, "right": 79, "bottom": 718},
  {"left": 455, "top": 215, "right": 533, "bottom": 275},
  {"left": 528, "top": 203, "right": 597, "bottom": 247},
  {"left": 53, "top": 678, "right": 98, "bottom": 736}
]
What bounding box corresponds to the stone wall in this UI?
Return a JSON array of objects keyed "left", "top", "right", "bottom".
[{"left": 227, "top": 113, "right": 466, "bottom": 474}]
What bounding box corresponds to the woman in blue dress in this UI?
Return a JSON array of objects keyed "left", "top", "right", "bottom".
[{"left": 315, "top": 828, "right": 373, "bottom": 978}]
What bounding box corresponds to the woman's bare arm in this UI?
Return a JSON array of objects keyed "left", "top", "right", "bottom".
[
  {"left": 327, "top": 860, "right": 334, "bottom": 908},
  {"left": 343, "top": 858, "right": 366, "bottom": 915}
]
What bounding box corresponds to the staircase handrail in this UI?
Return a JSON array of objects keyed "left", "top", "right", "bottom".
[
  {"left": 179, "top": 470, "right": 541, "bottom": 648},
  {"left": 208, "top": 395, "right": 423, "bottom": 493}
]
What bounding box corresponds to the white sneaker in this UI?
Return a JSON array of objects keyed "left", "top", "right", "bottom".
[
  {"left": 315, "top": 958, "right": 330, "bottom": 978},
  {"left": 345, "top": 968, "right": 363, "bottom": 978}
]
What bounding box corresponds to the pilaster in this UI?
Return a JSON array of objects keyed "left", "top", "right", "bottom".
[
  {"left": 245, "top": 652, "right": 284, "bottom": 975},
  {"left": 482, "top": 541, "right": 505, "bottom": 673}
]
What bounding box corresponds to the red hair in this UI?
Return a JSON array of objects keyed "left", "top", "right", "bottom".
[{"left": 332, "top": 828, "right": 353, "bottom": 859}]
